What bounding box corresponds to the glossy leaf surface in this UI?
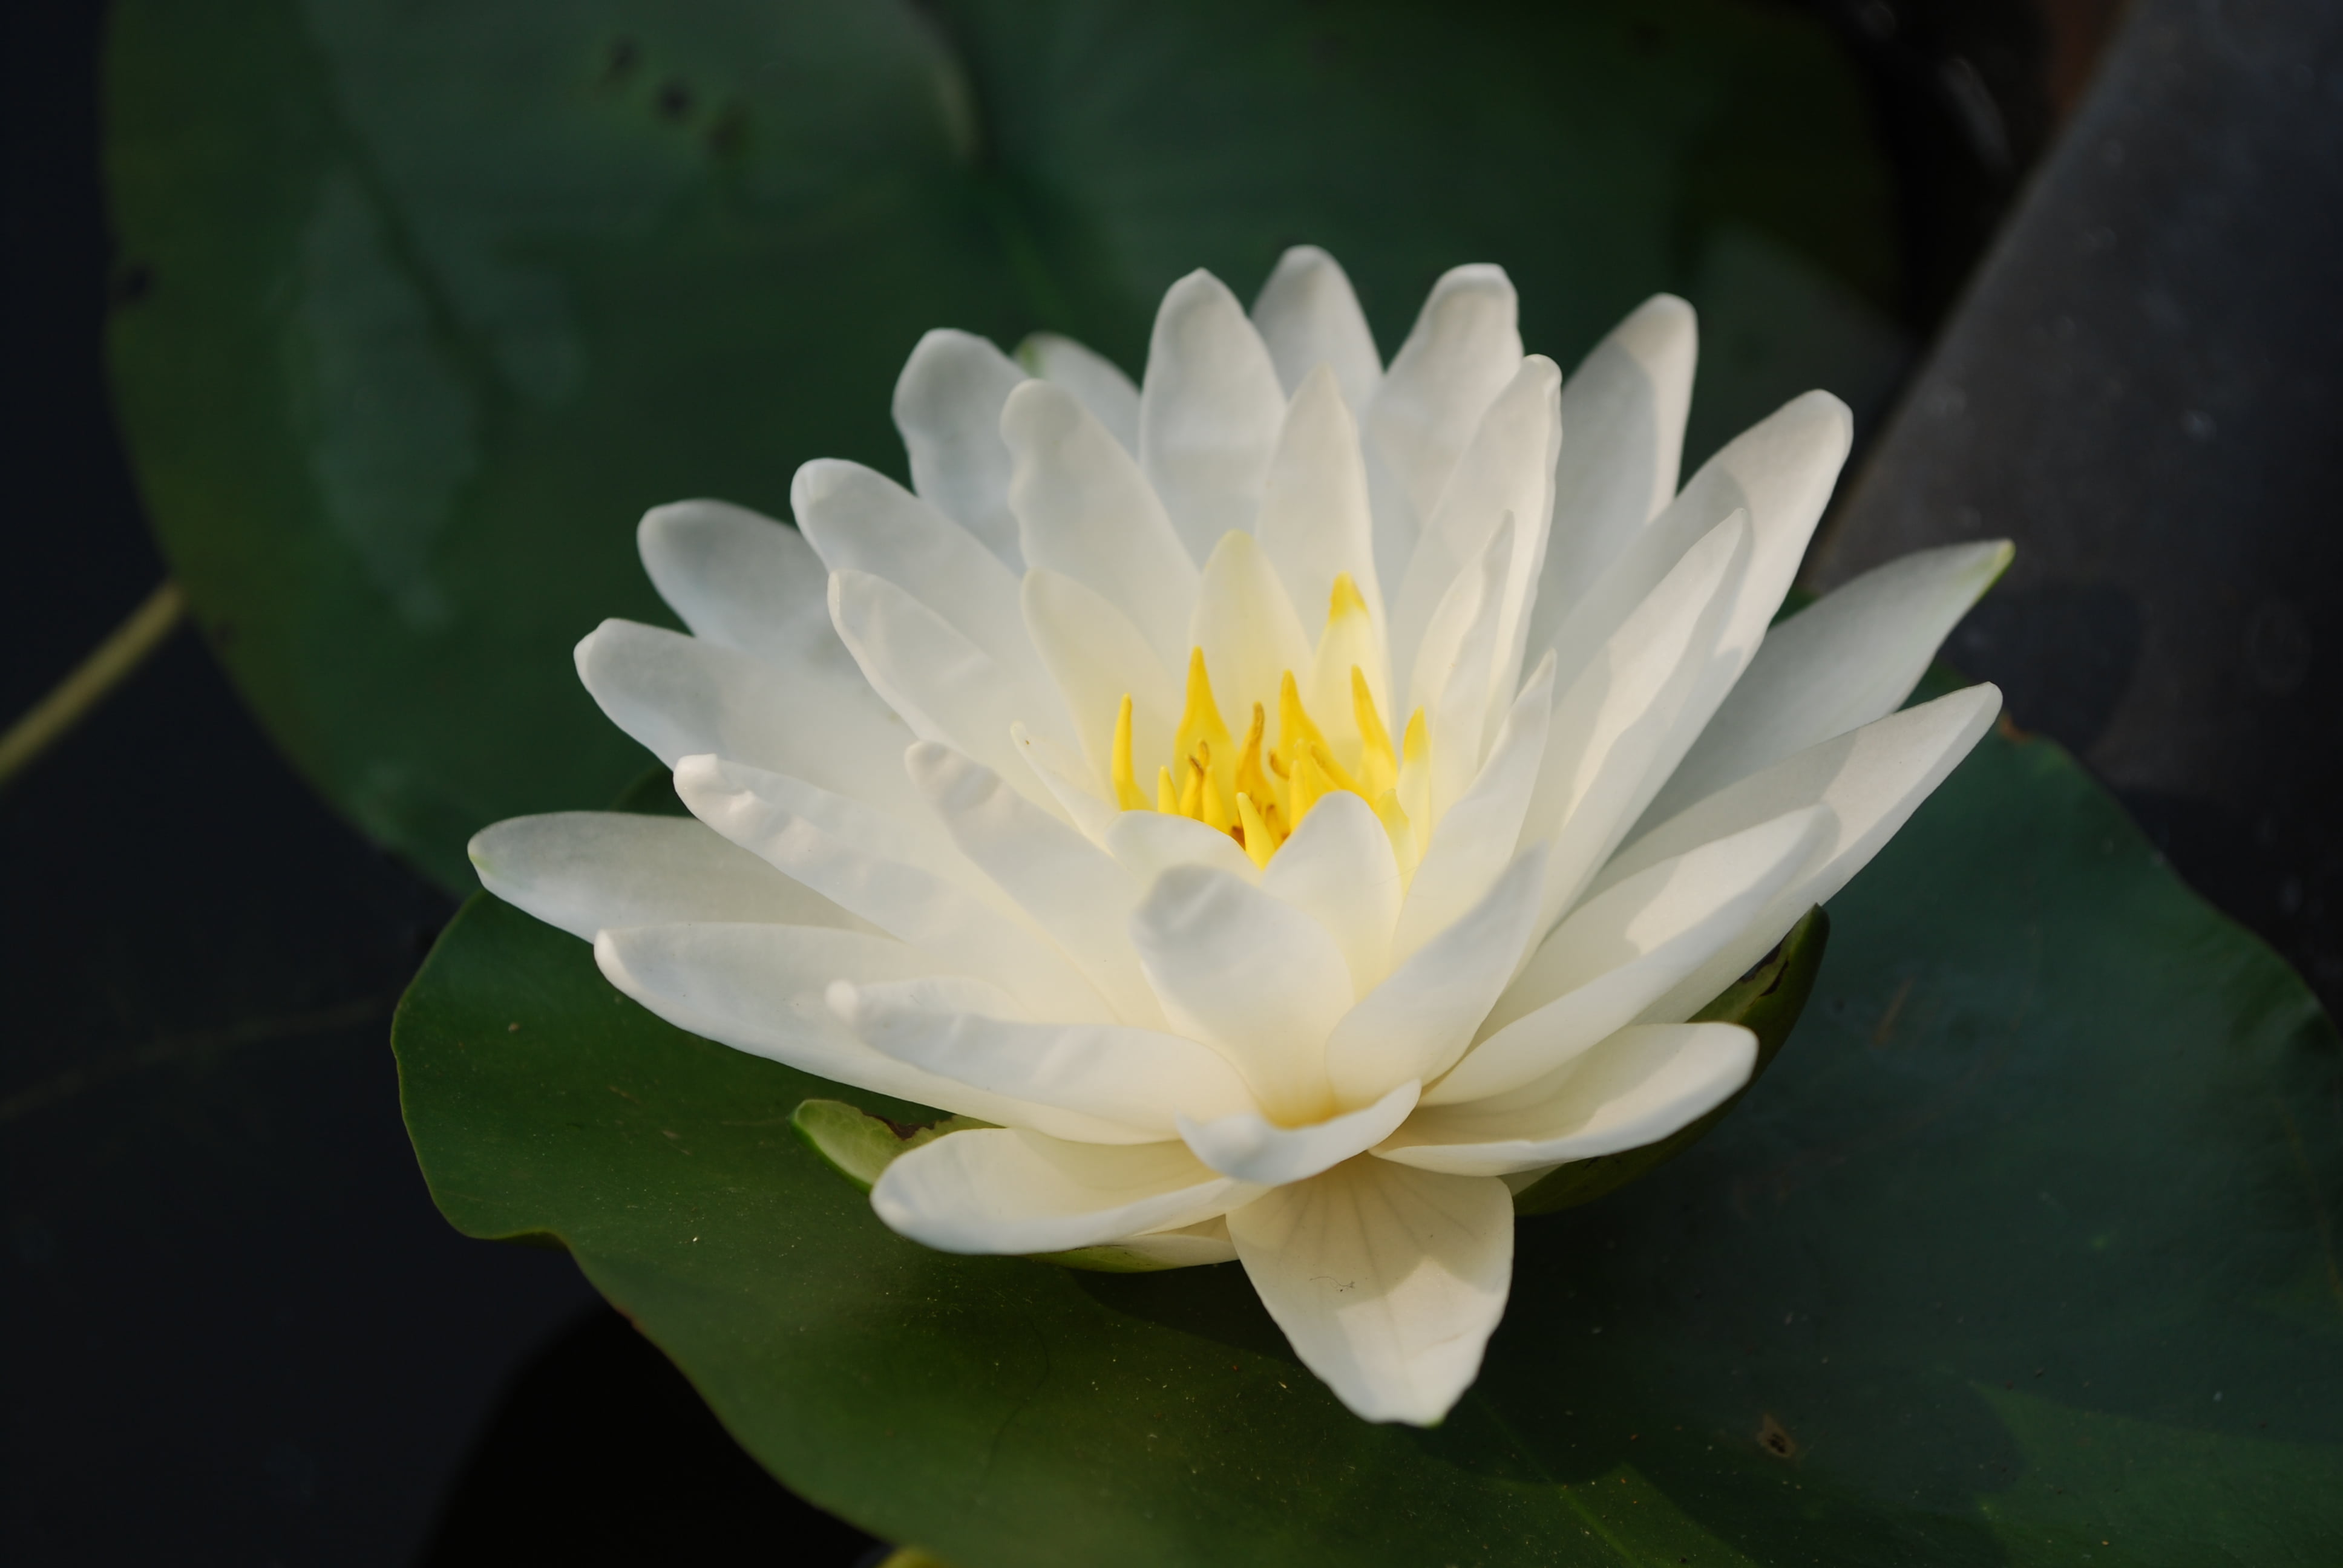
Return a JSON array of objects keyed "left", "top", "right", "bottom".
[{"left": 106, "top": 0, "right": 1902, "bottom": 887}]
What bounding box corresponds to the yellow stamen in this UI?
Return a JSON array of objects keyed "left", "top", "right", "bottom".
[
  {"left": 1277, "top": 670, "right": 1329, "bottom": 779},
  {"left": 1101, "top": 644, "right": 1429, "bottom": 881},
  {"left": 1235, "top": 792, "right": 1279, "bottom": 868},
  {"left": 1110, "top": 694, "right": 1146, "bottom": 811},
  {"left": 1198, "top": 742, "right": 1239, "bottom": 831},
  {"left": 1234, "top": 703, "right": 1273, "bottom": 812},
  {"left": 1351, "top": 667, "right": 1397, "bottom": 799},
  {"left": 1308, "top": 738, "right": 1369, "bottom": 801},
  {"left": 1289, "top": 743, "right": 1329, "bottom": 828},
  {"left": 1175, "top": 649, "right": 1234, "bottom": 792}
]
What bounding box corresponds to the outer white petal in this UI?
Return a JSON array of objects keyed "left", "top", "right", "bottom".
[
  {"left": 892, "top": 328, "right": 1028, "bottom": 569},
  {"left": 1379, "top": 1023, "right": 1757, "bottom": 1175},
  {"left": 1394, "top": 655, "right": 1553, "bottom": 964},
  {"left": 827, "top": 570, "right": 1063, "bottom": 808},
  {"left": 1095, "top": 1217, "right": 1237, "bottom": 1269},
  {"left": 1105, "top": 809, "right": 1262, "bottom": 887},
  {"left": 672, "top": 753, "right": 1111, "bottom": 1024},
  {"left": 1324, "top": 848, "right": 1547, "bottom": 1107},
  {"left": 1539, "top": 391, "right": 1852, "bottom": 707},
  {"left": 1003, "top": 379, "right": 1199, "bottom": 667},
  {"left": 1255, "top": 364, "right": 1384, "bottom": 643},
  {"left": 830, "top": 975, "right": 1254, "bottom": 1134},
  {"left": 790, "top": 460, "right": 1059, "bottom": 736},
  {"left": 573, "top": 618, "right": 922, "bottom": 824},
  {"left": 873, "top": 1129, "right": 1255, "bottom": 1254},
  {"left": 1190, "top": 529, "right": 1313, "bottom": 725},
  {"left": 1021, "top": 569, "right": 1181, "bottom": 792},
  {"left": 1642, "top": 540, "right": 2014, "bottom": 825},
  {"left": 906, "top": 743, "right": 1165, "bottom": 1028},
  {"left": 1180, "top": 1079, "right": 1420, "bottom": 1186},
  {"left": 1012, "top": 724, "right": 1120, "bottom": 844},
  {"left": 1365, "top": 264, "right": 1522, "bottom": 524},
  {"left": 1406, "top": 515, "right": 1513, "bottom": 821},
  {"left": 593, "top": 923, "right": 1146, "bottom": 1142},
  {"left": 469, "top": 811, "right": 865, "bottom": 940},
  {"left": 637, "top": 500, "right": 859, "bottom": 685},
  {"left": 1129, "top": 865, "right": 1354, "bottom": 1121},
  {"left": 1388, "top": 355, "right": 1559, "bottom": 705},
  {"left": 1139, "top": 270, "right": 1289, "bottom": 562},
  {"left": 1604, "top": 683, "right": 2004, "bottom": 1022},
  {"left": 1017, "top": 331, "right": 1140, "bottom": 454},
  {"left": 1225, "top": 1158, "right": 1513, "bottom": 1426},
  {"left": 1522, "top": 512, "right": 1748, "bottom": 929},
  {"left": 1251, "top": 244, "right": 1383, "bottom": 416},
  {"left": 1529, "top": 295, "right": 1697, "bottom": 655},
  {"left": 1430, "top": 807, "right": 1826, "bottom": 1105},
  {"left": 1260, "top": 792, "right": 1403, "bottom": 993}
]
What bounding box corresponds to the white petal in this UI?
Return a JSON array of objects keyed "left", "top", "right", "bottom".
[
  {"left": 1529, "top": 295, "right": 1697, "bottom": 652},
  {"left": 1604, "top": 684, "right": 2003, "bottom": 1022},
  {"left": 1365, "top": 264, "right": 1522, "bottom": 524},
  {"left": 826, "top": 570, "right": 1062, "bottom": 809},
  {"left": 1003, "top": 379, "right": 1199, "bottom": 667},
  {"left": 573, "top": 619, "right": 923, "bottom": 824},
  {"left": 790, "top": 459, "right": 1057, "bottom": 730},
  {"left": 1012, "top": 724, "right": 1121, "bottom": 844},
  {"left": 1251, "top": 244, "right": 1383, "bottom": 416},
  {"left": 637, "top": 500, "right": 858, "bottom": 685},
  {"left": 1260, "top": 792, "right": 1403, "bottom": 993},
  {"left": 832, "top": 976, "right": 1254, "bottom": 1134},
  {"left": 1523, "top": 512, "right": 1749, "bottom": 930},
  {"left": 1642, "top": 540, "right": 2014, "bottom": 825},
  {"left": 1388, "top": 355, "right": 1559, "bottom": 704},
  {"left": 873, "top": 1129, "right": 1254, "bottom": 1254},
  {"left": 1406, "top": 515, "right": 1513, "bottom": 821},
  {"left": 1129, "top": 865, "right": 1354, "bottom": 1122},
  {"left": 906, "top": 743, "right": 1165, "bottom": 1028},
  {"left": 1226, "top": 1159, "right": 1513, "bottom": 1426},
  {"left": 1394, "top": 655, "right": 1553, "bottom": 964},
  {"left": 1017, "top": 331, "right": 1140, "bottom": 454},
  {"left": 1538, "top": 391, "right": 1852, "bottom": 706},
  {"left": 1181, "top": 1079, "right": 1420, "bottom": 1186},
  {"left": 1139, "top": 270, "right": 1289, "bottom": 563},
  {"left": 1381, "top": 1023, "right": 1755, "bottom": 1175},
  {"left": 672, "top": 753, "right": 1111, "bottom": 1023},
  {"left": 1429, "top": 807, "right": 1826, "bottom": 1105},
  {"left": 594, "top": 923, "right": 1145, "bottom": 1142},
  {"left": 1105, "top": 808, "right": 1262, "bottom": 887},
  {"left": 1255, "top": 364, "right": 1385, "bottom": 643},
  {"left": 1325, "top": 847, "right": 1547, "bottom": 1107},
  {"left": 1085, "top": 1217, "right": 1237, "bottom": 1269},
  {"left": 468, "top": 811, "right": 864, "bottom": 940},
  {"left": 892, "top": 328, "right": 1028, "bottom": 569},
  {"left": 1190, "top": 529, "right": 1312, "bottom": 722},
  {"left": 1020, "top": 569, "right": 1181, "bottom": 792}
]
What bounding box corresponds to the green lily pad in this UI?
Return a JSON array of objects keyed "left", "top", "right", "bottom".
[
  {"left": 106, "top": 0, "right": 1898, "bottom": 889},
  {"left": 394, "top": 717, "right": 2343, "bottom": 1564}
]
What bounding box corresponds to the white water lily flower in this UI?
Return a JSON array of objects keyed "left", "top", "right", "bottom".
[{"left": 473, "top": 247, "right": 2007, "bottom": 1426}]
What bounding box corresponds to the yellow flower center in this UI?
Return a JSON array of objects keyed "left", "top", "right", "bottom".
[{"left": 1108, "top": 574, "right": 1429, "bottom": 874}]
